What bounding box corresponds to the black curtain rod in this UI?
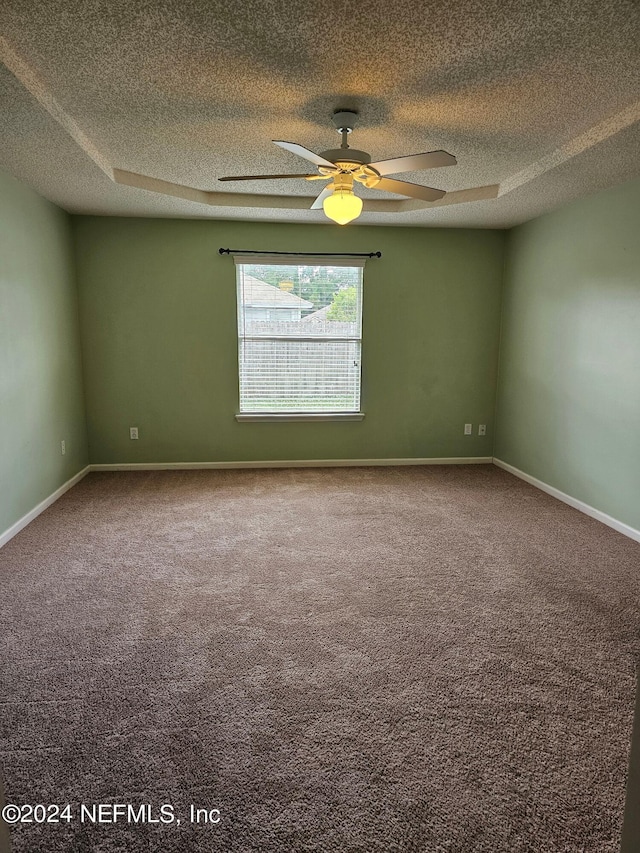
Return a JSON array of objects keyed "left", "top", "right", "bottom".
[{"left": 219, "top": 248, "right": 382, "bottom": 258}]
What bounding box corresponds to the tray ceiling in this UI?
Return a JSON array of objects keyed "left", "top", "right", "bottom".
[{"left": 0, "top": 0, "right": 638, "bottom": 227}]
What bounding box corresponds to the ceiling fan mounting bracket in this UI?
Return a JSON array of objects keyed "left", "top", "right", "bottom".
[{"left": 331, "top": 110, "right": 358, "bottom": 134}]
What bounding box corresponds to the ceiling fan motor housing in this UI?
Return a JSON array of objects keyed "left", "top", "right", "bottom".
[{"left": 319, "top": 148, "right": 372, "bottom": 168}]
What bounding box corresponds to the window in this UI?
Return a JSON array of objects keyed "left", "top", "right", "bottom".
[{"left": 235, "top": 256, "right": 364, "bottom": 417}]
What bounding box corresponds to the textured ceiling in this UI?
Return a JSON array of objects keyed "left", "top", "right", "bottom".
[{"left": 0, "top": 0, "right": 638, "bottom": 227}]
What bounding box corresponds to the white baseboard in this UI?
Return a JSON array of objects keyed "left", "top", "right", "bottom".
[
  {"left": 0, "top": 465, "right": 90, "bottom": 549},
  {"left": 6, "top": 459, "right": 637, "bottom": 549},
  {"left": 493, "top": 458, "right": 640, "bottom": 545},
  {"left": 90, "top": 457, "right": 493, "bottom": 471}
]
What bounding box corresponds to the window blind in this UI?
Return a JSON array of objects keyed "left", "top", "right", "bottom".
[{"left": 235, "top": 259, "right": 364, "bottom": 413}]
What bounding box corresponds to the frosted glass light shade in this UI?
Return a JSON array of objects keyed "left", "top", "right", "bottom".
[{"left": 323, "top": 190, "right": 363, "bottom": 225}]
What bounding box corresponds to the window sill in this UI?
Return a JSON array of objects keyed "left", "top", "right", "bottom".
[{"left": 235, "top": 412, "right": 365, "bottom": 423}]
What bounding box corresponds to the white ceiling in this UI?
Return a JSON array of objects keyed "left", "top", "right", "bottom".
[{"left": 0, "top": 0, "right": 638, "bottom": 228}]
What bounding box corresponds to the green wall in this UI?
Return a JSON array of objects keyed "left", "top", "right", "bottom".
[
  {"left": 0, "top": 171, "right": 88, "bottom": 537},
  {"left": 73, "top": 218, "right": 504, "bottom": 464},
  {"left": 495, "top": 178, "right": 640, "bottom": 531},
  {"left": 5, "top": 172, "right": 639, "bottom": 534}
]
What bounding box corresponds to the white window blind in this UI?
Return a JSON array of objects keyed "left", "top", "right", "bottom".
[{"left": 235, "top": 257, "right": 364, "bottom": 413}]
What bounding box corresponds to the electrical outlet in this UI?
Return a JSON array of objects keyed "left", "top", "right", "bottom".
[
  {"left": 464, "top": 423, "right": 472, "bottom": 435},
  {"left": 61, "top": 440, "right": 66, "bottom": 455},
  {"left": 478, "top": 424, "right": 486, "bottom": 436},
  {"left": 129, "top": 427, "right": 139, "bottom": 440}
]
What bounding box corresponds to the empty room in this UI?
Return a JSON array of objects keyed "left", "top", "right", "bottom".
[{"left": 1, "top": 1, "right": 639, "bottom": 851}]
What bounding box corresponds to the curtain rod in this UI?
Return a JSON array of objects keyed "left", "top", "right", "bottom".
[{"left": 218, "top": 248, "right": 382, "bottom": 258}]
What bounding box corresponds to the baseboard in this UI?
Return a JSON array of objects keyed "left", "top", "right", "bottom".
[
  {"left": 90, "top": 456, "right": 493, "bottom": 471},
  {"left": 493, "top": 458, "right": 640, "bottom": 545},
  {"left": 0, "top": 465, "right": 90, "bottom": 549},
  {"left": 5, "top": 458, "right": 637, "bottom": 550}
]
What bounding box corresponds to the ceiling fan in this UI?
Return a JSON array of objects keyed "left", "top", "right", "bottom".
[
  {"left": 217, "top": 110, "right": 492, "bottom": 224},
  {"left": 112, "top": 109, "right": 499, "bottom": 220}
]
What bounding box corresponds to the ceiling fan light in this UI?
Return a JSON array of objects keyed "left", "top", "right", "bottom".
[{"left": 323, "top": 188, "right": 363, "bottom": 225}]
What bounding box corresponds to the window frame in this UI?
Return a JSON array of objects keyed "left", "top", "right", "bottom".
[{"left": 233, "top": 255, "right": 366, "bottom": 422}]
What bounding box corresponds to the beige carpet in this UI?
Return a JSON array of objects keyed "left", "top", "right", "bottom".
[{"left": 0, "top": 465, "right": 638, "bottom": 852}]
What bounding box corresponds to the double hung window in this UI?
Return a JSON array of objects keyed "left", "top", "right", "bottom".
[{"left": 235, "top": 256, "right": 364, "bottom": 415}]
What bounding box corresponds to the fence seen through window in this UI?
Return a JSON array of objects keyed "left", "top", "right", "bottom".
[{"left": 236, "top": 260, "right": 364, "bottom": 413}]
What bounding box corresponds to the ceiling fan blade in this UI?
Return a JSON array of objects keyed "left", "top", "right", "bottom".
[
  {"left": 273, "top": 140, "right": 336, "bottom": 169},
  {"left": 369, "top": 150, "right": 456, "bottom": 176},
  {"left": 374, "top": 177, "right": 446, "bottom": 202},
  {"left": 218, "top": 173, "right": 317, "bottom": 182},
  {"left": 310, "top": 186, "right": 334, "bottom": 210}
]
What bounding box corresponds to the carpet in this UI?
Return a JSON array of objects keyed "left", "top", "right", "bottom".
[{"left": 0, "top": 465, "right": 638, "bottom": 852}]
